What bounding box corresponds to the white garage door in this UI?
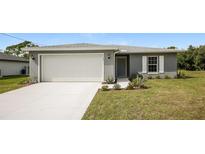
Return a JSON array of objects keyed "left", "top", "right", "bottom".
[{"left": 41, "top": 54, "right": 104, "bottom": 82}]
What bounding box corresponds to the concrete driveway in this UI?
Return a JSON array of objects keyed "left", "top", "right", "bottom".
[{"left": 0, "top": 82, "right": 100, "bottom": 120}]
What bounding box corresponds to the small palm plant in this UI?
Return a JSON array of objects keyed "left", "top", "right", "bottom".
[{"left": 132, "top": 75, "right": 145, "bottom": 88}]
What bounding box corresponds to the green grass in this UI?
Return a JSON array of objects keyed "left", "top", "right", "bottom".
[
  {"left": 83, "top": 71, "right": 205, "bottom": 120},
  {"left": 0, "top": 75, "right": 29, "bottom": 94}
]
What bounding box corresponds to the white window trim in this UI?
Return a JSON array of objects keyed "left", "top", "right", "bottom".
[
  {"left": 159, "top": 55, "right": 164, "bottom": 73},
  {"left": 142, "top": 56, "right": 147, "bottom": 73},
  {"left": 147, "top": 56, "right": 159, "bottom": 74}
]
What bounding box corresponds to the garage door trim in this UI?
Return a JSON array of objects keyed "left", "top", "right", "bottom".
[{"left": 38, "top": 53, "right": 104, "bottom": 82}]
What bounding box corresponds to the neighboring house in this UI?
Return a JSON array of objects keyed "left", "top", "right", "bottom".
[
  {"left": 23, "top": 43, "right": 182, "bottom": 82},
  {"left": 0, "top": 52, "right": 29, "bottom": 77}
]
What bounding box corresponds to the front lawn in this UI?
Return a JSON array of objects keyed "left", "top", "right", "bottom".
[
  {"left": 0, "top": 75, "right": 29, "bottom": 94},
  {"left": 83, "top": 71, "right": 205, "bottom": 120}
]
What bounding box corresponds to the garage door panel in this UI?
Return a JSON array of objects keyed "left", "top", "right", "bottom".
[{"left": 41, "top": 54, "right": 104, "bottom": 82}]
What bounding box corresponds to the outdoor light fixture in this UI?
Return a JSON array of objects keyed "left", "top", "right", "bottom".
[
  {"left": 31, "top": 55, "right": 35, "bottom": 60},
  {"left": 107, "top": 54, "right": 111, "bottom": 59}
]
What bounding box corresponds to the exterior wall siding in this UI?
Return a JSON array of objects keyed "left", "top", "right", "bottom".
[
  {"left": 29, "top": 50, "right": 115, "bottom": 82},
  {"left": 0, "top": 61, "right": 29, "bottom": 76},
  {"left": 164, "top": 53, "right": 177, "bottom": 72},
  {"left": 128, "top": 53, "right": 177, "bottom": 78},
  {"left": 129, "top": 54, "right": 142, "bottom": 75}
]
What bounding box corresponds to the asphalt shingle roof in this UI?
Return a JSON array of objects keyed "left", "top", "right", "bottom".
[
  {"left": 0, "top": 52, "right": 29, "bottom": 62},
  {"left": 23, "top": 43, "right": 183, "bottom": 53}
]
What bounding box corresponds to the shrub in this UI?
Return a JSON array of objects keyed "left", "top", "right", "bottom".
[
  {"left": 164, "top": 75, "right": 171, "bottom": 79},
  {"left": 105, "top": 77, "right": 115, "bottom": 84},
  {"left": 131, "top": 78, "right": 138, "bottom": 87},
  {"left": 19, "top": 78, "right": 31, "bottom": 84},
  {"left": 129, "top": 74, "right": 137, "bottom": 81},
  {"left": 129, "top": 72, "right": 143, "bottom": 81},
  {"left": 140, "top": 84, "right": 148, "bottom": 89},
  {"left": 132, "top": 76, "right": 143, "bottom": 87},
  {"left": 126, "top": 82, "right": 134, "bottom": 90},
  {"left": 113, "top": 83, "right": 121, "bottom": 90},
  {"left": 101, "top": 85, "right": 109, "bottom": 91},
  {"left": 177, "top": 70, "right": 186, "bottom": 79},
  {"left": 19, "top": 77, "right": 37, "bottom": 84},
  {"left": 147, "top": 76, "right": 152, "bottom": 79},
  {"left": 156, "top": 75, "right": 160, "bottom": 79},
  {"left": 31, "top": 77, "right": 38, "bottom": 83},
  {"left": 139, "top": 79, "right": 145, "bottom": 88}
]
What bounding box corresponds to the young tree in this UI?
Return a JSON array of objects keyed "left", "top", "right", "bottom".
[
  {"left": 184, "top": 45, "right": 197, "bottom": 70},
  {"left": 4, "top": 41, "right": 38, "bottom": 59},
  {"left": 197, "top": 45, "right": 205, "bottom": 70}
]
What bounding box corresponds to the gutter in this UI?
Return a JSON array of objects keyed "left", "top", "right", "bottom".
[
  {"left": 22, "top": 47, "right": 119, "bottom": 52},
  {"left": 116, "top": 49, "right": 185, "bottom": 54}
]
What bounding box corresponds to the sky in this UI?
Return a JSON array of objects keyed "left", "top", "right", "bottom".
[{"left": 0, "top": 33, "right": 205, "bottom": 51}]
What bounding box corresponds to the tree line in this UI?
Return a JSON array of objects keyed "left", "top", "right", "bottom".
[{"left": 175, "top": 45, "right": 205, "bottom": 70}]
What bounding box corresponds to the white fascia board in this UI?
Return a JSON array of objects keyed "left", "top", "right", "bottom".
[{"left": 23, "top": 48, "right": 119, "bottom": 52}]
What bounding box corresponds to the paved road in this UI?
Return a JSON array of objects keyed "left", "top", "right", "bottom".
[{"left": 0, "top": 82, "right": 100, "bottom": 120}]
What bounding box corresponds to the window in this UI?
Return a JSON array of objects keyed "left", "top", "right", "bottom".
[{"left": 148, "top": 56, "right": 158, "bottom": 73}]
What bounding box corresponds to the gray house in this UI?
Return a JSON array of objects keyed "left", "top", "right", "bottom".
[
  {"left": 23, "top": 43, "right": 181, "bottom": 82},
  {"left": 0, "top": 52, "right": 29, "bottom": 77}
]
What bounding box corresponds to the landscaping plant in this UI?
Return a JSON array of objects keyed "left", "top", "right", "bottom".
[
  {"left": 126, "top": 82, "right": 134, "bottom": 90},
  {"left": 129, "top": 72, "right": 143, "bottom": 81},
  {"left": 156, "top": 75, "right": 161, "bottom": 79},
  {"left": 164, "top": 75, "right": 171, "bottom": 79},
  {"left": 105, "top": 77, "right": 115, "bottom": 84},
  {"left": 113, "top": 83, "right": 121, "bottom": 90},
  {"left": 127, "top": 75, "right": 146, "bottom": 89},
  {"left": 101, "top": 85, "right": 109, "bottom": 91},
  {"left": 132, "top": 76, "right": 143, "bottom": 87},
  {"left": 177, "top": 70, "right": 186, "bottom": 79},
  {"left": 147, "top": 76, "right": 152, "bottom": 79}
]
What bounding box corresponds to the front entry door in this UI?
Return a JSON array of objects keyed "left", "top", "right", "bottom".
[{"left": 116, "top": 56, "right": 127, "bottom": 78}]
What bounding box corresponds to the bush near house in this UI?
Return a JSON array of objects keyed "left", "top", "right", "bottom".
[
  {"left": 129, "top": 72, "right": 143, "bottom": 81},
  {"left": 113, "top": 84, "right": 121, "bottom": 90},
  {"left": 177, "top": 70, "right": 186, "bottom": 79},
  {"left": 164, "top": 75, "right": 171, "bottom": 79},
  {"left": 126, "top": 75, "right": 146, "bottom": 90},
  {"left": 147, "top": 76, "right": 152, "bottom": 79},
  {"left": 156, "top": 75, "right": 161, "bottom": 79},
  {"left": 105, "top": 77, "right": 115, "bottom": 84},
  {"left": 126, "top": 82, "right": 134, "bottom": 90},
  {"left": 101, "top": 85, "right": 109, "bottom": 91},
  {"left": 131, "top": 76, "right": 145, "bottom": 88}
]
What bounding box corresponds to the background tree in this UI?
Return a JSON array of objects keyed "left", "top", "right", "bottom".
[
  {"left": 176, "top": 45, "right": 205, "bottom": 71},
  {"left": 183, "top": 45, "right": 197, "bottom": 70},
  {"left": 167, "top": 46, "right": 177, "bottom": 49},
  {"left": 197, "top": 46, "right": 205, "bottom": 70},
  {"left": 4, "top": 41, "right": 38, "bottom": 59}
]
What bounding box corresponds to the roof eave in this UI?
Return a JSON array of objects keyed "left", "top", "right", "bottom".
[
  {"left": 118, "top": 49, "right": 185, "bottom": 54},
  {"left": 22, "top": 47, "right": 119, "bottom": 52},
  {"left": 0, "top": 59, "right": 29, "bottom": 62}
]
